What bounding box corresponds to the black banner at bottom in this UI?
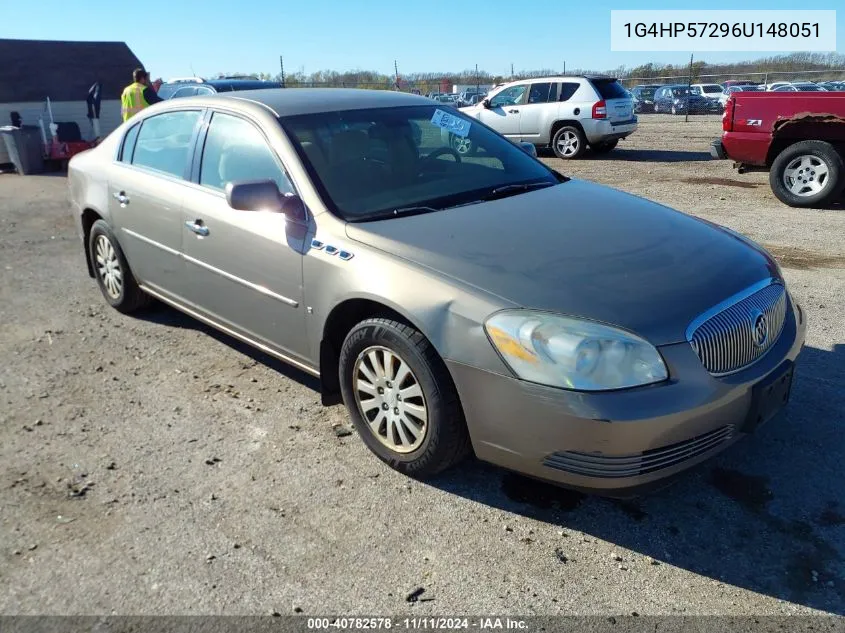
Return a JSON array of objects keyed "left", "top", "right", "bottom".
[{"left": 0, "top": 616, "right": 844, "bottom": 633}]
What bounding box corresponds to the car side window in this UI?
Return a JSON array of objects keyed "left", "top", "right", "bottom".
[
  {"left": 527, "top": 82, "right": 554, "bottom": 104},
  {"left": 199, "top": 111, "right": 294, "bottom": 194},
  {"left": 120, "top": 123, "right": 141, "bottom": 163},
  {"left": 196, "top": 86, "right": 215, "bottom": 96},
  {"left": 132, "top": 110, "right": 201, "bottom": 178},
  {"left": 558, "top": 82, "right": 579, "bottom": 102},
  {"left": 489, "top": 85, "right": 527, "bottom": 108}
]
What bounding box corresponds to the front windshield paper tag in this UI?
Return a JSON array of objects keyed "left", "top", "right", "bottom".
[{"left": 431, "top": 109, "right": 471, "bottom": 138}]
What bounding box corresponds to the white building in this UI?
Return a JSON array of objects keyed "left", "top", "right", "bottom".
[{"left": 0, "top": 38, "right": 144, "bottom": 164}]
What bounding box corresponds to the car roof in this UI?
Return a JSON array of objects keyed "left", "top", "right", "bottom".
[{"left": 199, "top": 88, "right": 433, "bottom": 117}]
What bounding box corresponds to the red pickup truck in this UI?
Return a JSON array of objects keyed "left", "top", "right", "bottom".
[{"left": 711, "top": 92, "right": 845, "bottom": 207}]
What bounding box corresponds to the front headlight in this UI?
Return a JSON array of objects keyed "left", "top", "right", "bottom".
[{"left": 485, "top": 311, "right": 668, "bottom": 391}]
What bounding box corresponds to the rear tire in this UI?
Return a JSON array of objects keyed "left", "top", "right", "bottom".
[
  {"left": 591, "top": 139, "right": 619, "bottom": 154},
  {"left": 552, "top": 125, "right": 586, "bottom": 159},
  {"left": 339, "top": 318, "right": 471, "bottom": 478},
  {"left": 88, "top": 219, "right": 150, "bottom": 313},
  {"left": 769, "top": 140, "right": 844, "bottom": 208}
]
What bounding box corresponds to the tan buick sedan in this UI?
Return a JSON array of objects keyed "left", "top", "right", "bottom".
[{"left": 68, "top": 89, "right": 806, "bottom": 496}]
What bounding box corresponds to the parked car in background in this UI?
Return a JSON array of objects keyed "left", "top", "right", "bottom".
[
  {"left": 68, "top": 88, "right": 805, "bottom": 495},
  {"left": 818, "top": 81, "right": 845, "bottom": 91},
  {"left": 157, "top": 77, "right": 283, "bottom": 100},
  {"left": 630, "top": 85, "right": 661, "bottom": 113},
  {"left": 722, "top": 80, "right": 759, "bottom": 89},
  {"left": 772, "top": 83, "right": 827, "bottom": 92},
  {"left": 712, "top": 90, "right": 845, "bottom": 207},
  {"left": 654, "top": 85, "right": 722, "bottom": 114},
  {"left": 690, "top": 83, "right": 725, "bottom": 100},
  {"left": 764, "top": 82, "right": 794, "bottom": 91},
  {"left": 459, "top": 75, "right": 637, "bottom": 159},
  {"left": 718, "top": 84, "right": 762, "bottom": 107}
]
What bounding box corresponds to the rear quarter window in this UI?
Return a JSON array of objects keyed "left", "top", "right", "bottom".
[{"left": 590, "top": 79, "right": 628, "bottom": 99}]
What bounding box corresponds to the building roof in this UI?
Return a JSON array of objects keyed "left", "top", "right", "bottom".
[
  {"left": 0, "top": 39, "right": 143, "bottom": 103},
  {"left": 216, "top": 88, "right": 432, "bottom": 117}
]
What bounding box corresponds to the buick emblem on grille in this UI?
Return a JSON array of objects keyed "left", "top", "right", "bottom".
[{"left": 751, "top": 311, "right": 769, "bottom": 348}]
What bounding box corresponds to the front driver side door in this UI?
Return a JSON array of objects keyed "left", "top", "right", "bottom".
[
  {"left": 477, "top": 84, "right": 527, "bottom": 138},
  {"left": 179, "top": 110, "right": 309, "bottom": 361}
]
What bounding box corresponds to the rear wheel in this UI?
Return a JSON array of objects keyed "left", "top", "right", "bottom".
[
  {"left": 339, "top": 318, "right": 471, "bottom": 477},
  {"left": 769, "top": 140, "right": 844, "bottom": 208},
  {"left": 552, "top": 125, "right": 586, "bottom": 159},
  {"left": 88, "top": 219, "right": 150, "bottom": 313},
  {"left": 591, "top": 139, "right": 619, "bottom": 154}
]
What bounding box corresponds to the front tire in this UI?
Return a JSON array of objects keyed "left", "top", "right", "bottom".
[
  {"left": 552, "top": 125, "right": 586, "bottom": 159},
  {"left": 339, "top": 318, "right": 471, "bottom": 477},
  {"left": 88, "top": 219, "right": 150, "bottom": 313},
  {"left": 769, "top": 140, "right": 844, "bottom": 208}
]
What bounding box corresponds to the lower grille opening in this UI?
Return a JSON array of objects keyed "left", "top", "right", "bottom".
[{"left": 543, "top": 425, "right": 735, "bottom": 479}]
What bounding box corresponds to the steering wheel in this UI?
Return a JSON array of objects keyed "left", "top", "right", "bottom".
[{"left": 422, "top": 147, "right": 462, "bottom": 164}]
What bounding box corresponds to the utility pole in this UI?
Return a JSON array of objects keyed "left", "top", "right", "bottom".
[
  {"left": 394, "top": 60, "right": 399, "bottom": 90},
  {"left": 685, "top": 53, "right": 693, "bottom": 123},
  {"left": 475, "top": 63, "right": 479, "bottom": 97},
  {"left": 511, "top": 63, "right": 514, "bottom": 79},
  {"left": 563, "top": 61, "right": 566, "bottom": 75},
  {"left": 279, "top": 55, "right": 285, "bottom": 88}
]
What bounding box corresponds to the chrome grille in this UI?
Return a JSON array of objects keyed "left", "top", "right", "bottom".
[
  {"left": 689, "top": 282, "right": 787, "bottom": 376},
  {"left": 543, "top": 425, "right": 735, "bottom": 479}
]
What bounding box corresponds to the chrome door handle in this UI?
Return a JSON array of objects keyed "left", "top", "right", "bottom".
[
  {"left": 185, "top": 220, "right": 209, "bottom": 237},
  {"left": 508, "top": 109, "right": 520, "bottom": 113},
  {"left": 112, "top": 192, "right": 129, "bottom": 205}
]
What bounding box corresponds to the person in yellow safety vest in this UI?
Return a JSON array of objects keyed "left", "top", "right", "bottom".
[{"left": 120, "top": 68, "right": 163, "bottom": 122}]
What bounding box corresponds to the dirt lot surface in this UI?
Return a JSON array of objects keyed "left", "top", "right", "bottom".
[{"left": 1, "top": 115, "right": 844, "bottom": 616}]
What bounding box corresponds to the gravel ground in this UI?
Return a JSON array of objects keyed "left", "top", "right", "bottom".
[{"left": 1, "top": 114, "right": 843, "bottom": 616}]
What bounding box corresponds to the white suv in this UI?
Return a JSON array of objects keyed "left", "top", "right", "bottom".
[{"left": 456, "top": 76, "right": 637, "bottom": 159}]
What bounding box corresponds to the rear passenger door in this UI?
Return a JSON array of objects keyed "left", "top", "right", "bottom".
[
  {"left": 518, "top": 82, "right": 556, "bottom": 142},
  {"left": 108, "top": 109, "right": 203, "bottom": 297},
  {"left": 179, "top": 109, "right": 309, "bottom": 360}
]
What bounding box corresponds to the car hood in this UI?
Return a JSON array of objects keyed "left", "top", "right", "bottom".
[{"left": 345, "top": 180, "right": 779, "bottom": 346}]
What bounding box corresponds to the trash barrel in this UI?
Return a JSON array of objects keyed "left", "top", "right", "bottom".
[{"left": 0, "top": 125, "right": 45, "bottom": 175}]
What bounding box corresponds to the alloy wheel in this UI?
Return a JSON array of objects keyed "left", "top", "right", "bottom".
[
  {"left": 555, "top": 131, "right": 579, "bottom": 157},
  {"left": 95, "top": 234, "right": 123, "bottom": 299},
  {"left": 353, "top": 346, "right": 428, "bottom": 453}
]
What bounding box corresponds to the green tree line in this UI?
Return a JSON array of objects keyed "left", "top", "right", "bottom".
[{"left": 215, "top": 52, "right": 845, "bottom": 90}]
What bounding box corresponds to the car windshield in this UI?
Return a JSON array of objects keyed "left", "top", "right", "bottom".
[
  {"left": 701, "top": 85, "right": 723, "bottom": 94},
  {"left": 281, "top": 105, "right": 561, "bottom": 222},
  {"left": 671, "top": 88, "right": 691, "bottom": 97},
  {"left": 638, "top": 88, "right": 656, "bottom": 99}
]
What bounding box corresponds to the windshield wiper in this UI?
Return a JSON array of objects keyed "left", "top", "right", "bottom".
[
  {"left": 351, "top": 205, "right": 440, "bottom": 222},
  {"left": 483, "top": 181, "right": 556, "bottom": 201}
]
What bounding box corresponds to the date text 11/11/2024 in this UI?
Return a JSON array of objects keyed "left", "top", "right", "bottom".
[{"left": 622, "top": 22, "right": 820, "bottom": 38}]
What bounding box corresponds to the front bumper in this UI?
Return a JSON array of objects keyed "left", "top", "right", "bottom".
[{"left": 447, "top": 298, "right": 806, "bottom": 497}]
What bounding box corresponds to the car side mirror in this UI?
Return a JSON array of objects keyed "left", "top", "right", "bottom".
[
  {"left": 226, "top": 180, "right": 283, "bottom": 212},
  {"left": 518, "top": 141, "right": 537, "bottom": 157},
  {"left": 482, "top": 99, "right": 491, "bottom": 109}
]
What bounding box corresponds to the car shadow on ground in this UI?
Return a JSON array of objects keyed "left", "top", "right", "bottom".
[
  {"left": 427, "top": 342, "right": 845, "bottom": 614},
  {"left": 136, "top": 302, "right": 845, "bottom": 613},
  {"left": 136, "top": 304, "right": 321, "bottom": 392}
]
